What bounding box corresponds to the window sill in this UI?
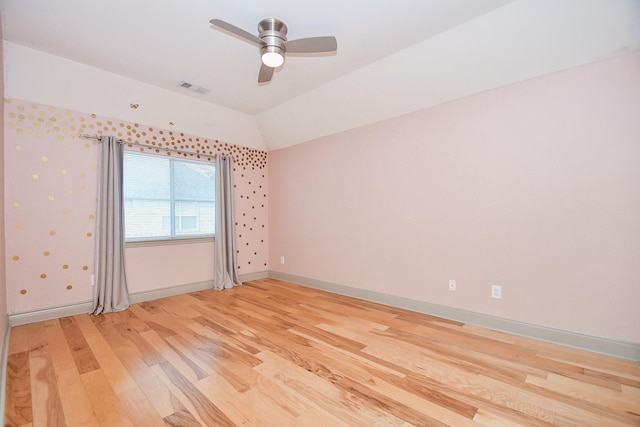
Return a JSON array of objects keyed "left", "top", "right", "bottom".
[{"left": 125, "top": 237, "right": 214, "bottom": 248}]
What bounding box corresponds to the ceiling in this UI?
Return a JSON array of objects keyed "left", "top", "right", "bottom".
[
  {"left": 1, "top": 0, "right": 639, "bottom": 150},
  {"left": 0, "top": 0, "right": 512, "bottom": 115}
]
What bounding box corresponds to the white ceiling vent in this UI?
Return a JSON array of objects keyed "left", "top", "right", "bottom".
[{"left": 178, "top": 81, "right": 210, "bottom": 95}]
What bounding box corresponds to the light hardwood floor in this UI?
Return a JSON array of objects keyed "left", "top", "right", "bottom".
[{"left": 4, "top": 279, "right": 640, "bottom": 426}]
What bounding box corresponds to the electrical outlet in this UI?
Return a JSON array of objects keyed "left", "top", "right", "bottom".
[
  {"left": 491, "top": 284, "right": 502, "bottom": 299},
  {"left": 91, "top": 274, "right": 95, "bottom": 286},
  {"left": 280, "top": 256, "right": 285, "bottom": 265},
  {"left": 448, "top": 279, "right": 456, "bottom": 291}
]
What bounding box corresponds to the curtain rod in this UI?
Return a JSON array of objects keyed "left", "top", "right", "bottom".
[{"left": 78, "top": 133, "right": 218, "bottom": 159}]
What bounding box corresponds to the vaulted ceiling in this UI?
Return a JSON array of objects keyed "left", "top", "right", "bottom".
[{"left": 2, "top": 0, "right": 639, "bottom": 150}]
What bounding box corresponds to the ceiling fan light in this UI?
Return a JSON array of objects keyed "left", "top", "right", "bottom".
[{"left": 262, "top": 51, "right": 284, "bottom": 68}]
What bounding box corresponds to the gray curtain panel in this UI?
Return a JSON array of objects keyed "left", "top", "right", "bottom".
[
  {"left": 213, "top": 155, "right": 242, "bottom": 290},
  {"left": 92, "top": 136, "right": 130, "bottom": 314}
]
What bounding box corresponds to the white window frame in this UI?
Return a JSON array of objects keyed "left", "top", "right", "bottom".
[{"left": 123, "top": 151, "right": 216, "bottom": 246}]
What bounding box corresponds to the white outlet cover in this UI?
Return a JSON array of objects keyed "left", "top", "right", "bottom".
[
  {"left": 491, "top": 285, "right": 502, "bottom": 299},
  {"left": 448, "top": 279, "right": 456, "bottom": 291}
]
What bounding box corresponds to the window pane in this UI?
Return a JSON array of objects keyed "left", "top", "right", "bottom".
[
  {"left": 180, "top": 216, "right": 197, "bottom": 230},
  {"left": 125, "top": 199, "right": 171, "bottom": 239},
  {"left": 174, "top": 161, "right": 215, "bottom": 201},
  {"left": 124, "top": 151, "right": 216, "bottom": 241},
  {"left": 124, "top": 153, "right": 170, "bottom": 199},
  {"left": 175, "top": 201, "right": 215, "bottom": 236}
]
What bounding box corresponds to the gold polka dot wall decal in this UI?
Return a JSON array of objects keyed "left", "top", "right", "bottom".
[
  {"left": 48, "top": 196, "right": 55, "bottom": 201},
  {"left": 13, "top": 202, "right": 20, "bottom": 208},
  {"left": 86, "top": 232, "right": 93, "bottom": 237},
  {"left": 40, "top": 274, "right": 47, "bottom": 279},
  {"left": 66, "top": 285, "right": 73, "bottom": 290},
  {"left": 89, "top": 214, "right": 95, "bottom": 219},
  {"left": 64, "top": 208, "right": 71, "bottom": 214},
  {"left": 12, "top": 256, "right": 19, "bottom": 261},
  {"left": 32, "top": 174, "right": 39, "bottom": 180},
  {"left": 63, "top": 265, "right": 69, "bottom": 269},
  {"left": 82, "top": 266, "right": 88, "bottom": 270},
  {"left": 16, "top": 223, "right": 23, "bottom": 228},
  {"left": 44, "top": 251, "right": 50, "bottom": 256},
  {"left": 15, "top": 145, "right": 22, "bottom": 151},
  {"left": 61, "top": 169, "right": 68, "bottom": 174},
  {"left": 49, "top": 230, "right": 56, "bottom": 236},
  {"left": 42, "top": 156, "right": 48, "bottom": 162},
  {"left": 67, "top": 189, "right": 74, "bottom": 195},
  {"left": 20, "top": 289, "right": 27, "bottom": 295}
]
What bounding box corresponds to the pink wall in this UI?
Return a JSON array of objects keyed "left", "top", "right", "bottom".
[
  {"left": 4, "top": 101, "right": 268, "bottom": 313},
  {"left": 1, "top": 18, "right": 9, "bottom": 337},
  {"left": 268, "top": 52, "right": 640, "bottom": 344}
]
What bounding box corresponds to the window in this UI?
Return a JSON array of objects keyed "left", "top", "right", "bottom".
[{"left": 123, "top": 152, "right": 215, "bottom": 242}]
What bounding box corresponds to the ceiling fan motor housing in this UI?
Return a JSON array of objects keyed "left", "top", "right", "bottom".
[
  {"left": 258, "top": 18, "right": 287, "bottom": 59},
  {"left": 209, "top": 16, "right": 337, "bottom": 81}
]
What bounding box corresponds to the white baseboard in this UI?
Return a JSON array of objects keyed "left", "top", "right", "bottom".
[
  {"left": 7, "top": 271, "right": 271, "bottom": 327},
  {"left": 129, "top": 280, "right": 214, "bottom": 304},
  {"left": 239, "top": 270, "right": 270, "bottom": 282},
  {"left": 8, "top": 301, "right": 94, "bottom": 327},
  {"left": 268, "top": 271, "right": 640, "bottom": 362}
]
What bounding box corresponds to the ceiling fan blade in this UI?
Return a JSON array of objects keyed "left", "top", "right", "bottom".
[
  {"left": 285, "top": 36, "right": 337, "bottom": 54},
  {"left": 258, "top": 64, "right": 274, "bottom": 83},
  {"left": 209, "top": 19, "right": 264, "bottom": 46}
]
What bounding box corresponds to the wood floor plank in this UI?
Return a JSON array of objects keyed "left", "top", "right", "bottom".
[
  {"left": 56, "top": 368, "right": 100, "bottom": 427},
  {"left": 59, "top": 316, "right": 101, "bottom": 374},
  {"left": 163, "top": 409, "right": 202, "bottom": 427},
  {"left": 43, "top": 319, "right": 78, "bottom": 374},
  {"left": 117, "top": 387, "right": 167, "bottom": 427},
  {"left": 5, "top": 351, "right": 33, "bottom": 426},
  {"left": 516, "top": 384, "right": 638, "bottom": 427},
  {"left": 7, "top": 325, "right": 30, "bottom": 355},
  {"left": 295, "top": 406, "right": 349, "bottom": 427},
  {"left": 153, "top": 361, "right": 236, "bottom": 426},
  {"left": 110, "top": 342, "right": 186, "bottom": 419},
  {"left": 140, "top": 329, "right": 209, "bottom": 383},
  {"left": 80, "top": 368, "right": 135, "bottom": 427},
  {"left": 5, "top": 279, "right": 640, "bottom": 426},
  {"left": 29, "top": 351, "right": 66, "bottom": 427},
  {"left": 194, "top": 375, "right": 253, "bottom": 425},
  {"left": 525, "top": 373, "right": 640, "bottom": 418},
  {"left": 73, "top": 314, "right": 139, "bottom": 395},
  {"left": 254, "top": 349, "right": 408, "bottom": 426},
  {"left": 113, "top": 322, "right": 167, "bottom": 367}
]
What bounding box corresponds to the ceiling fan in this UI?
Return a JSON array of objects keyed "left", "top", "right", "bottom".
[{"left": 209, "top": 18, "right": 337, "bottom": 83}]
